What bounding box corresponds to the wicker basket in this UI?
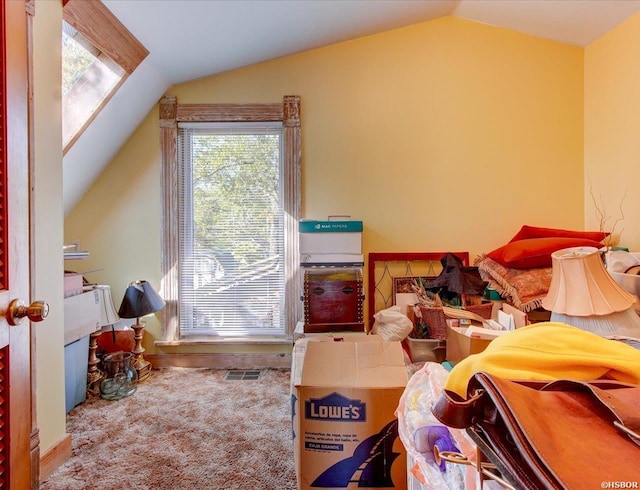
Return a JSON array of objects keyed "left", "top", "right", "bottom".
[{"left": 417, "top": 302, "right": 493, "bottom": 340}]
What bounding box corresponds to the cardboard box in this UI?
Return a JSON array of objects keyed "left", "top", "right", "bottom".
[
  {"left": 299, "top": 220, "right": 363, "bottom": 233},
  {"left": 64, "top": 289, "right": 101, "bottom": 345},
  {"left": 300, "top": 253, "right": 364, "bottom": 267},
  {"left": 299, "top": 232, "right": 362, "bottom": 255},
  {"left": 64, "top": 272, "right": 84, "bottom": 298},
  {"left": 292, "top": 336, "right": 408, "bottom": 489},
  {"left": 293, "top": 321, "right": 367, "bottom": 342},
  {"left": 445, "top": 324, "right": 493, "bottom": 364},
  {"left": 299, "top": 220, "right": 363, "bottom": 255}
]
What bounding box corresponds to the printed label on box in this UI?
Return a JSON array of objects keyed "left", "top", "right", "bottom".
[
  {"left": 305, "top": 392, "right": 366, "bottom": 422},
  {"left": 291, "top": 338, "right": 407, "bottom": 489},
  {"left": 299, "top": 220, "right": 363, "bottom": 233},
  {"left": 296, "top": 388, "right": 404, "bottom": 489}
]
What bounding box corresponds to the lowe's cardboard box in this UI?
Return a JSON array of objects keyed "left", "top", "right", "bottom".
[{"left": 292, "top": 335, "right": 408, "bottom": 490}]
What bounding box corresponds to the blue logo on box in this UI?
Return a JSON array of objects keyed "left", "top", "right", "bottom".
[{"left": 305, "top": 392, "right": 366, "bottom": 422}]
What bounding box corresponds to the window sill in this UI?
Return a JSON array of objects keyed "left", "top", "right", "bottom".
[{"left": 155, "top": 335, "right": 292, "bottom": 347}]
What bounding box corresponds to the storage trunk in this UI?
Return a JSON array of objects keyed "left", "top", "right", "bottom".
[{"left": 303, "top": 268, "right": 364, "bottom": 332}]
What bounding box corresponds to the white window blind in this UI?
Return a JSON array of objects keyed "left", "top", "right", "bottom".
[{"left": 177, "top": 122, "right": 286, "bottom": 336}]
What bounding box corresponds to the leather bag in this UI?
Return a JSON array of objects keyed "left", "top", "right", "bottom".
[{"left": 431, "top": 371, "right": 640, "bottom": 489}]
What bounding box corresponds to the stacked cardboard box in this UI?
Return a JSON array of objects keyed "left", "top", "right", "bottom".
[
  {"left": 64, "top": 287, "right": 102, "bottom": 412},
  {"left": 299, "top": 220, "right": 363, "bottom": 267},
  {"left": 64, "top": 272, "right": 83, "bottom": 298},
  {"left": 291, "top": 335, "right": 408, "bottom": 489},
  {"left": 64, "top": 289, "right": 101, "bottom": 345},
  {"left": 299, "top": 219, "right": 365, "bottom": 333}
]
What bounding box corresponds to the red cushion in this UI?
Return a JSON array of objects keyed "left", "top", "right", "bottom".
[
  {"left": 509, "top": 225, "right": 609, "bottom": 243},
  {"left": 487, "top": 237, "right": 605, "bottom": 269}
]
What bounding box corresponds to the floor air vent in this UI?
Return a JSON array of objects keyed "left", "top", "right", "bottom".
[{"left": 225, "top": 370, "right": 262, "bottom": 381}]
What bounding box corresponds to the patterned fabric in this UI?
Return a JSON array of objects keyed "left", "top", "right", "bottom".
[{"left": 475, "top": 254, "right": 552, "bottom": 312}]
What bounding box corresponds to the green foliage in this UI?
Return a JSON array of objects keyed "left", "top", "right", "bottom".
[
  {"left": 62, "top": 31, "right": 95, "bottom": 95},
  {"left": 191, "top": 133, "right": 281, "bottom": 267}
]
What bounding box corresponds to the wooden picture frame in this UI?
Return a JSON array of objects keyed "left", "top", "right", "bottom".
[
  {"left": 367, "top": 252, "right": 470, "bottom": 328},
  {"left": 392, "top": 275, "right": 436, "bottom": 314}
]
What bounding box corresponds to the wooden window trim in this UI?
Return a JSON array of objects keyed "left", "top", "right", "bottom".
[
  {"left": 159, "top": 95, "right": 301, "bottom": 341},
  {"left": 62, "top": 0, "right": 148, "bottom": 75}
]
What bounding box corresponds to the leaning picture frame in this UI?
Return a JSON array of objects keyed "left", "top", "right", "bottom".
[{"left": 392, "top": 276, "right": 436, "bottom": 314}]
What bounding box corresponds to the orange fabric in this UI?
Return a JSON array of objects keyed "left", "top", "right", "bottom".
[{"left": 487, "top": 237, "right": 605, "bottom": 269}]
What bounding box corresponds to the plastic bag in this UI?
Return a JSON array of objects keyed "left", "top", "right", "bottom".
[
  {"left": 371, "top": 305, "right": 413, "bottom": 341},
  {"left": 395, "top": 362, "right": 472, "bottom": 490}
]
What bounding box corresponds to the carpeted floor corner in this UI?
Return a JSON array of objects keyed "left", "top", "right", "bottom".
[{"left": 40, "top": 368, "right": 297, "bottom": 490}]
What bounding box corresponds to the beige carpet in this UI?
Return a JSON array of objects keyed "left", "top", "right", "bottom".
[{"left": 40, "top": 368, "right": 297, "bottom": 490}]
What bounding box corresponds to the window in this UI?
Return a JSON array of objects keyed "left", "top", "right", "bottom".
[
  {"left": 178, "top": 123, "right": 285, "bottom": 335},
  {"left": 62, "top": 20, "right": 124, "bottom": 149},
  {"left": 159, "top": 96, "right": 301, "bottom": 341},
  {"left": 62, "top": 0, "right": 148, "bottom": 153}
]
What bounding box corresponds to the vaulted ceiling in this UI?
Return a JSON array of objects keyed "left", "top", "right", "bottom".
[{"left": 63, "top": 0, "right": 640, "bottom": 215}]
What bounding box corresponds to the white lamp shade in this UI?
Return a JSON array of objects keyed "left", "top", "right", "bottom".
[
  {"left": 97, "top": 285, "right": 120, "bottom": 326},
  {"left": 542, "top": 247, "right": 636, "bottom": 316}
]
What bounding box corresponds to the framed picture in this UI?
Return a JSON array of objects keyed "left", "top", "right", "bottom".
[{"left": 392, "top": 276, "right": 436, "bottom": 314}]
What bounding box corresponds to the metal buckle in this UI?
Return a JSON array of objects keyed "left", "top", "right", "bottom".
[{"left": 434, "top": 447, "right": 516, "bottom": 490}]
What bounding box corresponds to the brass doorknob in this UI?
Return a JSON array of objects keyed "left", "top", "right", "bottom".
[{"left": 7, "top": 299, "right": 49, "bottom": 326}]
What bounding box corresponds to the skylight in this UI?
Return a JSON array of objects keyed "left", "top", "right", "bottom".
[
  {"left": 62, "top": 20, "right": 124, "bottom": 150},
  {"left": 61, "top": 0, "right": 148, "bottom": 154}
]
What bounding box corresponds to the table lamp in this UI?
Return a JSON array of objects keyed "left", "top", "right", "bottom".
[
  {"left": 118, "top": 280, "right": 165, "bottom": 382},
  {"left": 87, "top": 285, "right": 120, "bottom": 396},
  {"left": 541, "top": 246, "right": 640, "bottom": 337}
]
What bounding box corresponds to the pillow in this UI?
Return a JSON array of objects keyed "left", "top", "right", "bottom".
[
  {"left": 476, "top": 255, "right": 553, "bottom": 312},
  {"left": 509, "top": 225, "right": 609, "bottom": 243},
  {"left": 487, "top": 237, "right": 605, "bottom": 269}
]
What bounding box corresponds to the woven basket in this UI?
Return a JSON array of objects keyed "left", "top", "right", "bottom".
[{"left": 417, "top": 302, "right": 493, "bottom": 340}]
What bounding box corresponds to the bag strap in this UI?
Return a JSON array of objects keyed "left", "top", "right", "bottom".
[
  {"left": 540, "top": 379, "right": 640, "bottom": 447},
  {"left": 431, "top": 374, "right": 640, "bottom": 446},
  {"left": 431, "top": 376, "right": 554, "bottom": 428},
  {"left": 431, "top": 387, "right": 484, "bottom": 428}
]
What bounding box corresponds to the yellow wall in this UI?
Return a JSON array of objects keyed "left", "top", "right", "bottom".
[
  {"left": 65, "top": 16, "right": 585, "bottom": 352},
  {"left": 585, "top": 12, "right": 640, "bottom": 250},
  {"left": 34, "top": 1, "right": 67, "bottom": 457}
]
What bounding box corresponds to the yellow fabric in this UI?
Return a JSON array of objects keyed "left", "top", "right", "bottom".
[{"left": 444, "top": 322, "right": 640, "bottom": 397}]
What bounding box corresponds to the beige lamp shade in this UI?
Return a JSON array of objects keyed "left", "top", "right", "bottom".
[
  {"left": 96, "top": 285, "right": 120, "bottom": 326},
  {"left": 542, "top": 247, "right": 636, "bottom": 316}
]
